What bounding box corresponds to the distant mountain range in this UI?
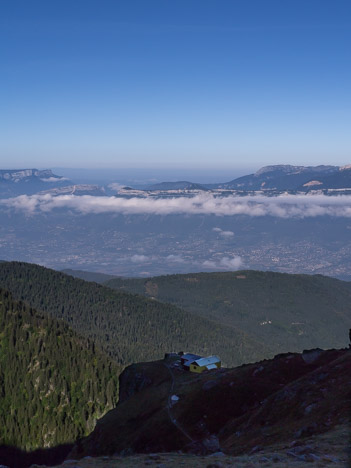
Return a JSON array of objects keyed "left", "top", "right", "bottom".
[
  {"left": 0, "top": 169, "right": 69, "bottom": 197},
  {"left": 2, "top": 164, "right": 351, "bottom": 198},
  {"left": 0, "top": 169, "right": 108, "bottom": 198},
  {"left": 145, "top": 165, "right": 351, "bottom": 194},
  {"left": 39, "top": 184, "right": 105, "bottom": 196},
  {"left": 0, "top": 169, "right": 62, "bottom": 183},
  {"left": 145, "top": 181, "right": 208, "bottom": 191},
  {"left": 213, "top": 164, "right": 351, "bottom": 192}
]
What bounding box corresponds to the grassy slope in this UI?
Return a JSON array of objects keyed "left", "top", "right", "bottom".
[
  {"left": 105, "top": 271, "right": 351, "bottom": 352},
  {"left": 0, "top": 262, "right": 268, "bottom": 367},
  {"left": 0, "top": 287, "right": 120, "bottom": 451}
]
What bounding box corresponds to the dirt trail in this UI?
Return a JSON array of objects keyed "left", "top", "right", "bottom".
[{"left": 161, "top": 362, "right": 195, "bottom": 443}]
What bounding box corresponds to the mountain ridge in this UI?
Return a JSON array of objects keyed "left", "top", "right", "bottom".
[
  {"left": 0, "top": 169, "right": 69, "bottom": 197},
  {"left": 145, "top": 181, "right": 208, "bottom": 191},
  {"left": 135, "top": 164, "right": 351, "bottom": 193},
  {"left": 213, "top": 164, "right": 347, "bottom": 191},
  {"left": 0, "top": 169, "right": 61, "bottom": 181},
  {"left": 2, "top": 164, "right": 351, "bottom": 197}
]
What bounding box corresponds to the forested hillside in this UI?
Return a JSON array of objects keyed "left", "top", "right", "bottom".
[
  {"left": 0, "top": 262, "right": 267, "bottom": 367},
  {"left": 0, "top": 288, "right": 120, "bottom": 451},
  {"left": 105, "top": 271, "right": 351, "bottom": 352}
]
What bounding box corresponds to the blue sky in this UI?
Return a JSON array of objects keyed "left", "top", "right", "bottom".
[{"left": 1, "top": 0, "right": 351, "bottom": 171}]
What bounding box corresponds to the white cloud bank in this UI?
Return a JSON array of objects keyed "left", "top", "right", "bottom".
[
  {"left": 212, "top": 227, "right": 234, "bottom": 236},
  {"left": 2, "top": 193, "right": 351, "bottom": 218},
  {"left": 203, "top": 256, "right": 243, "bottom": 270},
  {"left": 129, "top": 253, "right": 242, "bottom": 271},
  {"left": 41, "top": 177, "right": 69, "bottom": 182},
  {"left": 220, "top": 230, "right": 234, "bottom": 237},
  {"left": 108, "top": 183, "right": 124, "bottom": 192}
]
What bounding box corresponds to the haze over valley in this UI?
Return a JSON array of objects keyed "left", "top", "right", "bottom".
[{"left": 1, "top": 165, "right": 351, "bottom": 280}]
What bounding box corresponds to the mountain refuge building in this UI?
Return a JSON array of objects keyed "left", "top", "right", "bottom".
[
  {"left": 180, "top": 353, "right": 202, "bottom": 370},
  {"left": 179, "top": 353, "right": 221, "bottom": 373},
  {"left": 189, "top": 355, "right": 221, "bottom": 373}
]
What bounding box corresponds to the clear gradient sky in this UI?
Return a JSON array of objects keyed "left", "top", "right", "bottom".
[{"left": 1, "top": 0, "right": 351, "bottom": 170}]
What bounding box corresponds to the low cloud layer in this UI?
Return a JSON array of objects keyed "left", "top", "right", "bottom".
[
  {"left": 212, "top": 227, "right": 234, "bottom": 237},
  {"left": 41, "top": 177, "right": 69, "bottom": 182},
  {"left": 2, "top": 193, "right": 351, "bottom": 218},
  {"left": 128, "top": 253, "right": 242, "bottom": 271},
  {"left": 220, "top": 230, "right": 235, "bottom": 237},
  {"left": 108, "top": 183, "right": 124, "bottom": 192},
  {"left": 203, "top": 256, "right": 243, "bottom": 270}
]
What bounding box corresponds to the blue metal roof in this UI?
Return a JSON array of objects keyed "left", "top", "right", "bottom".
[{"left": 193, "top": 355, "right": 220, "bottom": 367}]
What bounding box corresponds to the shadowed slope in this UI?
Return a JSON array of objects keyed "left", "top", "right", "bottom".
[{"left": 70, "top": 348, "right": 351, "bottom": 459}]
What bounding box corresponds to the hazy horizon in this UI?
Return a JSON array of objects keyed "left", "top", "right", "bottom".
[{"left": 2, "top": 163, "right": 348, "bottom": 187}]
